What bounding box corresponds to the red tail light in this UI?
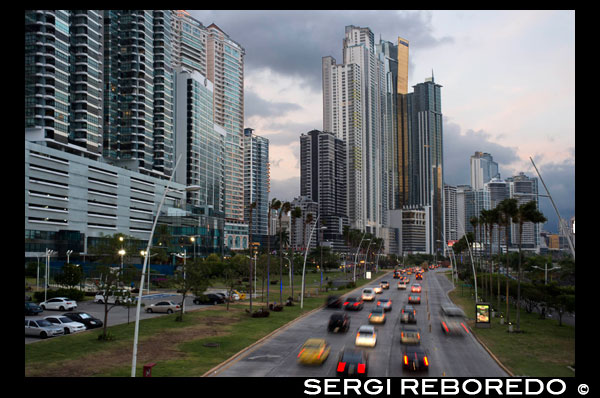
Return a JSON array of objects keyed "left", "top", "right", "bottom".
[
  {"left": 377, "top": 301, "right": 381, "bottom": 305},
  {"left": 461, "top": 322, "right": 470, "bottom": 333},
  {"left": 354, "top": 302, "right": 359, "bottom": 306},
  {"left": 442, "top": 321, "right": 449, "bottom": 333},
  {"left": 317, "top": 347, "right": 325, "bottom": 358},
  {"left": 403, "top": 355, "right": 408, "bottom": 365},
  {"left": 357, "top": 363, "right": 366, "bottom": 373},
  {"left": 297, "top": 348, "right": 305, "bottom": 358},
  {"left": 423, "top": 356, "right": 429, "bottom": 366},
  {"left": 343, "top": 302, "right": 349, "bottom": 306},
  {"left": 368, "top": 313, "right": 372, "bottom": 318},
  {"left": 337, "top": 362, "right": 346, "bottom": 372}
]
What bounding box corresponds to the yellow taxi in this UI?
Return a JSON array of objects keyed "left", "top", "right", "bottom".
[{"left": 297, "top": 338, "right": 331, "bottom": 365}]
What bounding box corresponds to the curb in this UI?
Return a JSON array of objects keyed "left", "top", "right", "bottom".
[{"left": 202, "top": 271, "right": 392, "bottom": 377}]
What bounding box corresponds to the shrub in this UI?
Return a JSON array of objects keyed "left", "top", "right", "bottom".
[{"left": 33, "top": 288, "right": 85, "bottom": 302}]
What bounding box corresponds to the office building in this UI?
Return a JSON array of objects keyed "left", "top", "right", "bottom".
[
  {"left": 300, "top": 130, "right": 348, "bottom": 250},
  {"left": 244, "top": 128, "right": 270, "bottom": 238},
  {"left": 471, "top": 152, "right": 500, "bottom": 190}
]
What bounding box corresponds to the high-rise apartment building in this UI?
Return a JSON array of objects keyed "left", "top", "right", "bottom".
[
  {"left": 507, "top": 172, "right": 540, "bottom": 249},
  {"left": 174, "top": 67, "right": 225, "bottom": 213},
  {"left": 243, "top": 128, "right": 270, "bottom": 238},
  {"left": 471, "top": 151, "right": 500, "bottom": 190},
  {"left": 171, "top": 10, "right": 207, "bottom": 76},
  {"left": 102, "top": 10, "right": 175, "bottom": 179},
  {"left": 444, "top": 184, "right": 458, "bottom": 242},
  {"left": 300, "top": 130, "right": 348, "bottom": 249},
  {"left": 25, "top": 10, "right": 104, "bottom": 159}
]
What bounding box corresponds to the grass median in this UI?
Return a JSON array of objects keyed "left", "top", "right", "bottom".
[
  {"left": 444, "top": 272, "right": 575, "bottom": 377},
  {"left": 25, "top": 270, "right": 388, "bottom": 377}
]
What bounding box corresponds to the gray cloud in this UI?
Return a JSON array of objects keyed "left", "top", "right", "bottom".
[
  {"left": 269, "top": 176, "right": 300, "bottom": 203},
  {"left": 245, "top": 90, "right": 303, "bottom": 119},
  {"left": 189, "top": 10, "right": 453, "bottom": 93}
]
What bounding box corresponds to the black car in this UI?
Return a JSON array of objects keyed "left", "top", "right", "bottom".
[
  {"left": 343, "top": 297, "right": 364, "bottom": 311},
  {"left": 336, "top": 349, "right": 368, "bottom": 378},
  {"left": 25, "top": 302, "right": 43, "bottom": 315},
  {"left": 402, "top": 346, "right": 429, "bottom": 372},
  {"left": 61, "top": 312, "right": 103, "bottom": 329},
  {"left": 193, "top": 293, "right": 225, "bottom": 305},
  {"left": 328, "top": 313, "right": 350, "bottom": 333},
  {"left": 326, "top": 295, "right": 343, "bottom": 309}
]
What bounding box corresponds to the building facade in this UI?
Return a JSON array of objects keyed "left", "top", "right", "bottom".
[
  {"left": 243, "top": 128, "right": 270, "bottom": 238},
  {"left": 470, "top": 151, "right": 500, "bottom": 190}
]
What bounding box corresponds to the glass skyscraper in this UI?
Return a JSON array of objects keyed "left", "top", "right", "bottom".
[{"left": 243, "top": 128, "right": 270, "bottom": 237}]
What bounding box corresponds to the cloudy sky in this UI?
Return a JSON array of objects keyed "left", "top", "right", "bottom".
[{"left": 189, "top": 10, "right": 575, "bottom": 234}]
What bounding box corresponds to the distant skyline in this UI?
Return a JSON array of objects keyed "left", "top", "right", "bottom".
[{"left": 189, "top": 10, "right": 575, "bottom": 233}]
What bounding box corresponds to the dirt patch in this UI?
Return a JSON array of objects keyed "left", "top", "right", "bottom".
[{"left": 26, "top": 312, "right": 240, "bottom": 377}]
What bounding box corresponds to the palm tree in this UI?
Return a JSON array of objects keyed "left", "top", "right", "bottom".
[
  {"left": 470, "top": 216, "right": 481, "bottom": 299},
  {"left": 485, "top": 207, "right": 501, "bottom": 309},
  {"left": 267, "top": 198, "right": 281, "bottom": 307},
  {"left": 278, "top": 201, "right": 291, "bottom": 304},
  {"left": 247, "top": 201, "right": 257, "bottom": 314},
  {"left": 515, "top": 200, "right": 547, "bottom": 331},
  {"left": 498, "top": 198, "right": 518, "bottom": 323},
  {"left": 290, "top": 206, "right": 302, "bottom": 299}
]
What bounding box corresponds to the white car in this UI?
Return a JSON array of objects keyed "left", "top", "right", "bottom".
[
  {"left": 397, "top": 281, "right": 407, "bottom": 289},
  {"left": 39, "top": 297, "right": 77, "bottom": 311},
  {"left": 44, "top": 315, "right": 86, "bottom": 334},
  {"left": 355, "top": 325, "right": 377, "bottom": 347},
  {"left": 361, "top": 288, "right": 375, "bottom": 301},
  {"left": 373, "top": 286, "right": 383, "bottom": 294}
]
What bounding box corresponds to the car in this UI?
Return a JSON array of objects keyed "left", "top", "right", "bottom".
[
  {"left": 94, "top": 290, "right": 133, "bottom": 305},
  {"left": 193, "top": 293, "right": 226, "bottom": 305},
  {"left": 402, "top": 346, "right": 429, "bottom": 372},
  {"left": 343, "top": 297, "right": 364, "bottom": 311},
  {"left": 440, "top": 304, "right": 470, "bottom": 335},
  {"left": 328, "top": 313, "right": 350, "bottom": 333},
  {"left": 401, "top": 305, "right": 417, "bottom": 324},
  {"left": 25, "top": 302, "right": 43, "bottom": 315},
  {"left": 393, "top": 272, "right": 400, "bottom": 279},
  {"left": 336, "top": 349, "right": 369, "bottom": 378},
  {"left": 231, "top": 290, "right": 246, "bottom": 300},
  {"left": 355, "top": 325, "right": 377, "bottom": 347},
  {"left": 376, "top": 298, "right": 392, "bottom": 311},
  {"left": 25, "top": 318, "right": 64, "bottom": 339},
  {"left": 297, "top": 338, "right": 331, "bottom": 365},
  {"left": 411, "top": 284, "right": 422, "bottom": 293},
  {"left": 397, "top": 281, "right": 407, "bottom": 290},
  {"left": 61, "top": 312, "right": 103, "bottom": 329},
  {"left": 39, "top": 297, "right": 77, "bottom": 311},
  {"left": 415, "top": 273, "right": 423, "bottom": 280},
  {"left": 361, "top": 288, "right": 375, "bottom": 301},
  {"left": 145, "top": 301, "right": 181, "bottom": 314},
  {"left": 400, "top": 326, "right": 421, "bottom": 344},
  {"left": 368, "top": 307, "right": 386, "bottom": 324},
  {"left": 380, "top": 280, "right": 390, "bottom": 289},
  {"left": 326, "top": 295, "right": 343, "bottom": 309},
  {"left": 408, "top": 294, "right": 421, "bottom": 304},
  {"left": 44, "top": 315, "right": 86, "bottom": 334},
  {"left": 373, "top": 286, "right": 383, "bottom": 294}
]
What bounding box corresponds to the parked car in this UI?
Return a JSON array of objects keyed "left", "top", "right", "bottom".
[
  {"left": 25, "top": 302, "right": 43, "bottom": 315},
  {"left": 44, "top": 315, "right": 86, "bottom": 334},
  {"left": 61, "top": 312, "right": 103, "bottom": 329},
  {"left": 328, "top": 313, "right": 350, "bottom": 333},
  {"left": 336, "top": 349, "right": 369, "bottom": 378},
  {"left": 39, "top": 297, "right": 77, "bottom": 311},
  {"left": 94, "top": 290, "right": 133, "bottom": 305},
  {"left": 145, "top": 301, "right": 180, "bottom": 314},
  {"left": 25, "top": 318, "right": 64, "bottom": 339},
  {"left": 193, "top": 294, "right": 225, "bottom": 305}
]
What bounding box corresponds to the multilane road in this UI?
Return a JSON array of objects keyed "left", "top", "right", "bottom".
[{"left": 211, "top": 269, "right": 509, "bottom": 377}]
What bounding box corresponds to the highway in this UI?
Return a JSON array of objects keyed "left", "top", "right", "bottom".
[{"left": 211, "top": 269, "right": 509, "bottom": 377}]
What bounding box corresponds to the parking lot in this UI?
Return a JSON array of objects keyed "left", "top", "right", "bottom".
[{"left": 25, "top": 293, "right": 209, "bottom": 344}]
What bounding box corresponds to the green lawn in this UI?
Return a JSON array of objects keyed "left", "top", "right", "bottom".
[{"left": 445, "top": 272, "right": 575, "bottom": 377}]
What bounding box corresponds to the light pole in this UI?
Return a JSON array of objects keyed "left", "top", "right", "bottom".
[
  {"left": 300, "top": 215, "right": 324, "bottom": 309},
  {"left": 131, "top": 153, "right": 201, "bottom": 376},
  {"left": 353, "top": 234, "right": 370, "bottom": 282},
  {"left": 174, "top": 250, "right": 191, "bottom": 313},
  {"left": 532, "top": 264, "right": 561, "bottom": 285},
  {"left": 140, "top": 250, "right": 158, "bottom": 296},
  {"left": 459, "top": 223, "right": 478, "bottom": 302},
  {"left": 44, "top": 249, "right": 56, "bottom": 302},
  {"left": 118, "top": 249, "right": 126, "bottom": 274},
  {"left": 35, "top": 253, "right": 41, "bottom": 290},
  {"left": 364, "top": 239, "right": 373, "bottom": 278},
  {"left": 66, "top": 249, "right": 73, "bottom": 264}
]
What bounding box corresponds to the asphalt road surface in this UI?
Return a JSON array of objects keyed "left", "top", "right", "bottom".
[{"left": 211, "top": 269, "right": 509, "bottom": 377}]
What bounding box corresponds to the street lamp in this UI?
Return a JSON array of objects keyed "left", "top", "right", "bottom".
[
  {"left": 353, "top": 234, "right": 370, "bottom": 282},
  {"left": 66, "top": 249, "right": 73, "bottom": 264},
  {"left": 140, "top": 250, "right": 158, "bottom": 296},
  {"left": 531, "top": 264, "right": 561, "bottom": 285},
  {"left": 300, "top": 215, "right": 325, "bottom": 309},
  {"left": 131, "top": 153, "right": 203, "bottom": 377},
  {"left": 174, "top": 250, "right": 191, "bottom": 313},
  {"left": 44, "top": 249, "right": 56, "bottom": 302},
  {"left": 118, "top": 249, "right": 126, "bottom": 274}
]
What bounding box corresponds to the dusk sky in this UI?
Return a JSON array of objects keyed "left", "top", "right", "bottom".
[{"left": 189, "top": 10, "right": 575, "bottom": 234}]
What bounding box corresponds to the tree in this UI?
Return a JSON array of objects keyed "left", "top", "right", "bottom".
[
  {"left": 93, "top": 265, "right": 131, "bottom": 340},
  {"left": 54, "top": 263, "right": 83, "bottom": 290},
  {"left": 289, "top": 206, "right": 302, "bottom": 300},
  {"left": 278, "top": 201, "right": 291, "bottom": 305},
  {"left": 498, "top": 198, "right": 518, "bottom": 322},
  {"left": 515, "top": 200, "right": 547, "bottom": 331},
  {"left": 221, "top": 255, "right": 247, "bottom": 311},
  {"left": 173, "top": 256, "right": 211, "bottom": 321}
]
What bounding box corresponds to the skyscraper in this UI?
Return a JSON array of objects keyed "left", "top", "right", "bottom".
[
  {"left": 244, "top": 128, "right": 270, "bottom": 237},
  {"left": 471, "top": 151, "right": 500, "bottom": 190},
  {"left": 300, "top": 130, "right": 348, "bottom": 249},
  {"left": 25, "top": 10, "right": 104, "bottom": 159}
]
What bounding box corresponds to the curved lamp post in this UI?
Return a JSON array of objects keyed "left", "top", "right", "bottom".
[
  {"left": 300, "top": 215, "right": 325, "bottom": 309},
  {"left": 353, "top": 234, "right": 370, "bottom": 282}
]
